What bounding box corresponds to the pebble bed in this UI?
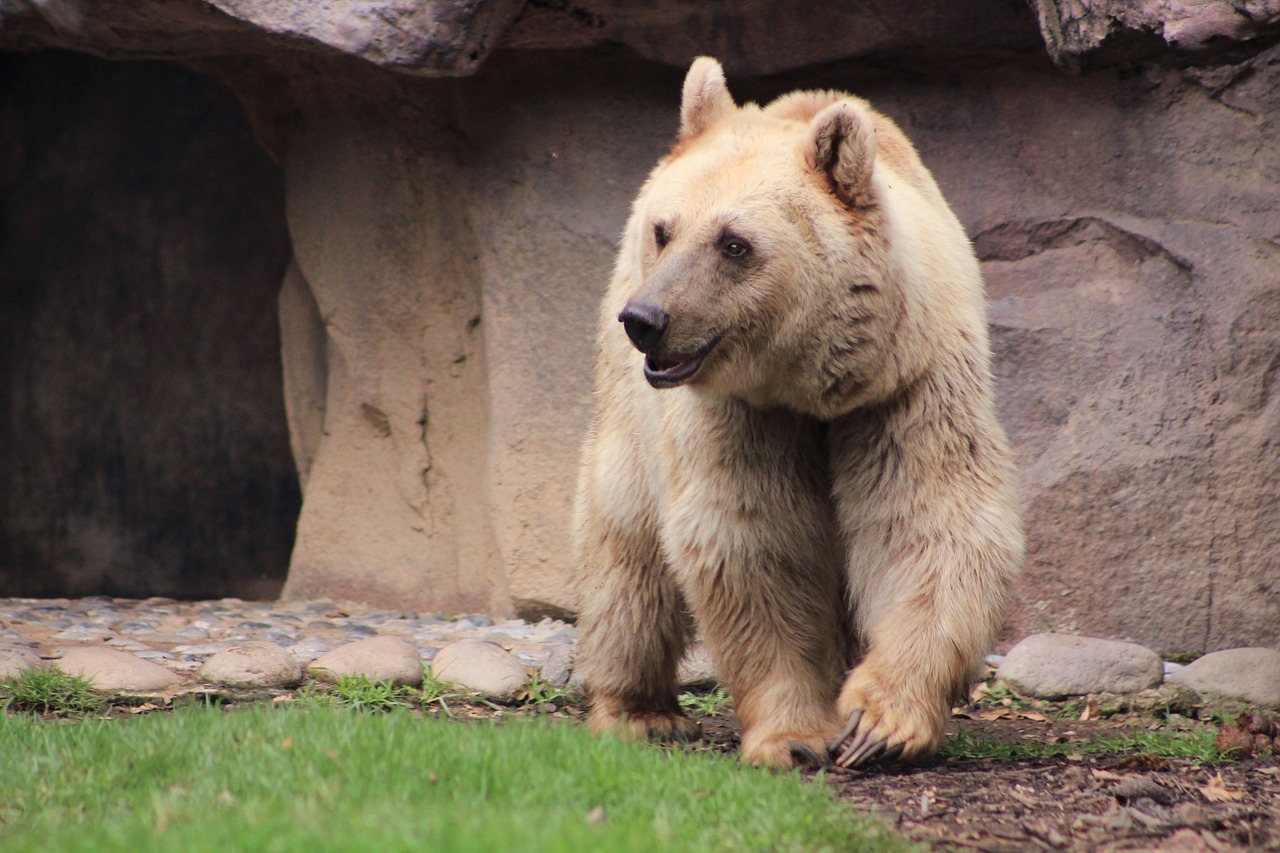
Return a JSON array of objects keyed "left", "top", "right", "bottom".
[
  {"left": 1, "top": 597, "right": 1277, "bottom": 715},
  {"left": 0, "top": 596, "right": 580, "bottom": 698}
]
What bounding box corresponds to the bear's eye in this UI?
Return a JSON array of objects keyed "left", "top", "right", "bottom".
[
  {"left": 721, "top": 236, "right": 751, "bottom": 259},
  {"left": 654, "top": 223, "right": 670, "bottom": 251}
]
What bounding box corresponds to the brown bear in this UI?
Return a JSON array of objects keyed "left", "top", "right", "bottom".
[{"left": 573, "top": 57, "right": 1023, "bottom": 769}]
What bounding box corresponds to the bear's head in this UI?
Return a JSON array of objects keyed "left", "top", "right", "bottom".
[{"left": 616, "top": 57, "right": 981, "bottom": 419}]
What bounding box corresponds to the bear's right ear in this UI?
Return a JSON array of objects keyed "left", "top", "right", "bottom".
[
  {"left": 807, "top": 100, "right": 877, "bottom": 207},
  {"left": 679, "top": 57, "right": 735, "bottom": 142}
]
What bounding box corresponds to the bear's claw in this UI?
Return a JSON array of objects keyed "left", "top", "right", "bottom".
[
  {"left": 787, "top": 739, "right": 829, "bottom": 768},
  {"left": 831, "top": 709, "right": 906, "bottom": 769}
]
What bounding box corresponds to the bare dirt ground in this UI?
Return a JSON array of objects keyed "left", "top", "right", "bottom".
[
  {"left": 694, "top": 712, "right": 1280, "bottom": 852},
  {"left": 418, "top": 686, "right": 1280, "bottom": 851}
]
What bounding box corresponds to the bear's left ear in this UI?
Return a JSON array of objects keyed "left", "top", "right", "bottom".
[
  {"left": 679, "top": 57, "right": 735, "bottom": 142},
  {"left": 807, "top": 100, "right": 877, "bottom": 207}
]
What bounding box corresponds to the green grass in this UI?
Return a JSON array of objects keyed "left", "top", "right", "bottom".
[
  {"left": 0, "top": 705, "right": 905, "bottom": 852},
  {"left": 521, "top": 673, "right": 575, "bottom": 708},
  {"left": 0, "top": 668, "right": 105, "bottom": 717},
  {"left": 679, "top": 687, "right": 732, "bottom": 717},
  {"left": 940, "top": 725, "right": 1228, "bottom": 763},
  {"left": 328, "top": 675, "right": 420, "bottom": 713}
]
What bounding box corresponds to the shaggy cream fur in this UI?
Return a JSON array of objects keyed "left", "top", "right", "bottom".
[{"left": 574, "top": 57, "right": 1023, "bottom": 768}]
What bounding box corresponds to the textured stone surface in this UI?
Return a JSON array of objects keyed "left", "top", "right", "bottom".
[
  {"left": 199, "top": 641, "right": 302, "bottom": 688},
  {"left": 999, "top": 634, "right": 1164, "bottom": 699},
  {"left": 0, "top": 646, "right": 45, "bottom": 679},
  {"left": 57, "top": 646, "right": 181, "bottom": 692},
  {"left": 308, "top": 636, "right": 424, "bottom": 686},
  {"left": 1168, "top": 648, "right": 1280, "bottom": 709},
  {"left": 677, "top": 643, "right": 718, "bottom": 689},
  {"left": 0, "top": 0, "right": 525, "bottom": 75},
  {"left": 1030, "top": 0, "right": 1280, "bottom": 69},
  {"left": 431, "top": 639, "right": 527, "bottom": 701},
  {"left": 539, "top": 643, "right": 573, "bottom": 688}
]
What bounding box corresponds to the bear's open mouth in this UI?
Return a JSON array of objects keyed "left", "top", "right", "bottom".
[{"left": 643, "top": 335, "right": 721, "bottom": 389}]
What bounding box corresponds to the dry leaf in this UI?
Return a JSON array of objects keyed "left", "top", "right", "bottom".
[
  {"left": 1017, "top": 711, "right": 1048, "bottom": 722},
  {"left": 977, "top": 708, "right": 1010, "bottom": 721},
  {"left": 1200, "top": 774, "right": 1245, "bottom": 803},
  {"left": 1092, "top": 769, "right": 1123, "bottom": 781},
  {"left": 1079, "top": 700, "right": 1100, "bottom": 722}
]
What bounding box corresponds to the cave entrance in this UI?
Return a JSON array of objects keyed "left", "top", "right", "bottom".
[{"left": 0, "top": 50, "right": 300, "bottom": 600}]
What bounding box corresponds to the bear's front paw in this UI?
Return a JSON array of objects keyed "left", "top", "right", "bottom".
[
  {"left": 589, "top": 702, "right": 702, "bottom": 743},
  {"left": 741, "top": 730, "right": 833, "bottom": 770},
  {"left": 831, "top": 672, "right": 946, "bottom": 769}
]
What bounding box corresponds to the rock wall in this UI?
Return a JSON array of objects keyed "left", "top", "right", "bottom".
[{"left": 1, "top": 1, "right": 1277, "bottom": 652}]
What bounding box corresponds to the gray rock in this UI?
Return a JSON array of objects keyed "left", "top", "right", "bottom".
[
  {"left": 677, "top": 644, "right": 719, "bottom": 689},
  {"left": 1167, "top": 647, "right": 1280, "bottom": 709},
  {"left": 540, "top": 644, "right": 574, "bottom": 688},
  {"left": 999, "top": 634, "right": 1163, "bottom": 699},
  {"left": 172, "top": 642, "right": 231, "bottom": 659},
  {"left": 308, "top": 636, "right": 424, "bottom": 687},
  {"left": 287, "top": 637, "right": 333, "bottom": 663},
  {"left": 0, "top": 646, "right": 46, "bottom": 679},
  {"left": 431, "top": 640, "right": 527, "bottom": 702},
  {"left": 56, "top": 647, "right": 181, "bottom": 692},
  {"left": 199, "top": 641, "right": 301, "bottom": 689}
]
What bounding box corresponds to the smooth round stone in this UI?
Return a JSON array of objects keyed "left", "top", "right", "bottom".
[
  {"left": 431, "top": 640, "right": 528, "bottom": 702},
  {"left": 308, "top": 636, "right": 424, "bottom": 686},
  {"left": 1167, "top": 648, "right": 1280, "bottom": 708},
  {"left": 999, "top": 633, "right": 1163, "bottom": 699},
  {"left": 199, "top": 641, "right": 302, "bottom": 689},
  {"left": 0, "top": 646, "right": 47, "bottom": 678},
  {"left": 540, "top": 643, "right": 575, "bottom": 688},
  {"left": 57, "top": 647, "right": 181, "bottom": 692}
]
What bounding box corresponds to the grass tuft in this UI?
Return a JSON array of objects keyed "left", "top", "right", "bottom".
[
  {"left": 329, "top": 675, "right": 418, "bottom": 713},
  {"left": 679, "top": 687, "right": 732, "bottom": 717},
  {"left": 1, "top": 668, "right": 105, "bottom": 717},
  {"left": 520, "top": 673, "right": 574, "bottom": 708}
]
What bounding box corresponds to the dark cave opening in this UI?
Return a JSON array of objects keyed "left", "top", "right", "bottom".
[{"left": 0, "top": 50, "right": 300, "bottom": 600}]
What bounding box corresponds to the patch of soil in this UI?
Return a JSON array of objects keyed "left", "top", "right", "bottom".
[{"left": 696, "top": 713, "right": 1280, "bottom": 852}]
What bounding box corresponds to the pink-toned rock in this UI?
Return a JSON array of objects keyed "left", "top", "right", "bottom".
[
  {"left": 1168, "top": 648, "right": 1280, "bottom": 709},
  {"left": 199, "top": 641, "right": 301, "bottom": 689},
  {"left": 307, "top": 636, "right": 423, "bottom": 686},
  {"left": 1030, "top": 0, "right": 1280, "bottom": 69},
  {"left": 0, "top": 647, "right": 47, "bottom": 679},
  {"left": 57, "top": 647, "right": 181, "bottom": 692},
  {"left": 431, "top": 640, "right": 527, "bottom": 702},
  {"left": 999, "top": 634, "right": 1163, "bottom": 699}
]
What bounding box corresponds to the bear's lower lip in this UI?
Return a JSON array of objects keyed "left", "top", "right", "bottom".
[{"left": 643, "top": 336, "right": 721, "bottom": 389}]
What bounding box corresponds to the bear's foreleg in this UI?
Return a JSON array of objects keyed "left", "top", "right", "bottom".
[
  {"left": 827, "top": 396, "right": 1022, "bottom": 768},
  {"left": 574, "top": 429, "right": 700, "bottom": 743},
  {"left": 662, "top": 403, "right": 849, "bottom": 769}
]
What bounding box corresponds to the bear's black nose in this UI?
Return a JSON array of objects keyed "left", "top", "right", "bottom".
[{"left": 618, "top": 302, "right": 669, "bottom": 354}]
